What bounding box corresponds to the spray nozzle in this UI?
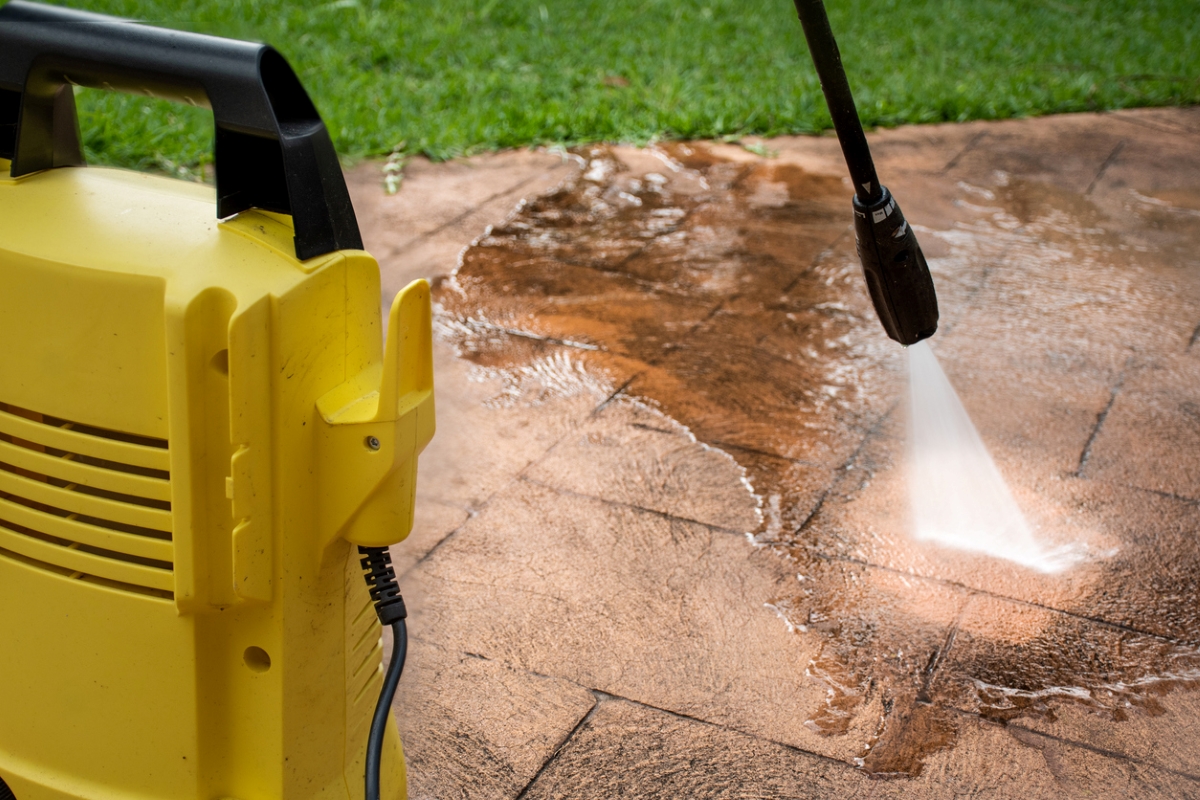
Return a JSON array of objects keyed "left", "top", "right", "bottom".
[{"left": 852, "top": 187, "right": 939, "bottom": 345}]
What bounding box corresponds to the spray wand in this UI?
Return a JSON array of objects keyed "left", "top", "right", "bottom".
[{"left": 791, "top": 0, "right": 939, "bottom": 345}]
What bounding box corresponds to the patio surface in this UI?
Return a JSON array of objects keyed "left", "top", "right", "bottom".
[{"left": 345, "top": 106, "right": 1200, "bottom": 799}]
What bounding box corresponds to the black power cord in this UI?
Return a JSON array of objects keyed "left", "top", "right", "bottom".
[
  {"left": 0, "top": 775, "right": 17, "bottom": 800},
  {"left": 357, "top": 546, "right": 409, "bottom": 800}
]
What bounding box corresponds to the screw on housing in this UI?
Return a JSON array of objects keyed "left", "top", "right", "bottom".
[{"left": 365, "top": 435, "right": 381, "bottom": 451}]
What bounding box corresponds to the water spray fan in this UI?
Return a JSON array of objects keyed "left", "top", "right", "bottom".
[
  {"left": 792, "top": 0, "right": 939, "bottom": 345},
  {"left": 0, "top": 4, "right": 432, "bottom": 799}
]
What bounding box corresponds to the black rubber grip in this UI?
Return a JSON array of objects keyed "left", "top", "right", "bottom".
[
  {"left": 358, "top": 546, "right": 408, "bottom": 626},
  {"left": 0, "top": 1, "right": 362, "bottom": 260}
]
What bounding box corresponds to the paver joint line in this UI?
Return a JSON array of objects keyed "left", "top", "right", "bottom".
[
  {"left": 409, "top": 371, "right": 615, "bottom": 579},
  {"left": 960, "top": 710, "right": 1200, "bottom": 785},
  {"left": 693, "top": 296, "right": 732, "bottom": 335},
  {"left": 627, "top": 421, "right": 680, "bottom": 436},
  {"left": 707, "top": 439, "right": 826, "bottom": 469},
  {"left": 1075, "top": 368, "right": 1129, "bottom": 478},
  {"left": 775, "top": 226, "right": 854, "bottom": 319},
  {"left": 1125, "top": 483, "right": 1200, "bottom": 508},
  {"left": 405, "top": 171, "right": 549, "bottom": 251},
  {"left": 1085, "top": 140, "right": 1127, "bottom": 196},
  {"left": 512, "top": 691, "right": 603, "bottom": 800},
  {"left": 517, "top": 475, "right": 747, "bottom": 537},
  {"left": 918, "top": 612, "right": 965, "bottom": 704},
  {"left": 1112, "top": 109, "right": 1200, "bottom": 138},
  {"left": 585, "top": 690, "right": 861, "bottom": 773},
  {"left": 590, "top": 374, "right": 640, "bottom": 418},
  {"left": 403, "top": 520, "right": 469, "bottom": 578},
  {"left": 813, "top": 550, "right": 1184, "bottom": 646},
  {"left": 941, "top": 130, "right": 988, "bottom": 174},
  {"left": 793, "top": 400, "right": 899, "bottom": 537}
]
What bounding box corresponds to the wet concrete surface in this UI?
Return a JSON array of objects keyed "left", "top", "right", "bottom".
[{"left": 350, "top": 107, "right": 1200, "bottom": 797}]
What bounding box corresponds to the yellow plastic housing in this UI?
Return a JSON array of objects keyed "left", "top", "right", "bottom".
[{"left": 0, "top": 159, "right": 433, "bottom": 800}]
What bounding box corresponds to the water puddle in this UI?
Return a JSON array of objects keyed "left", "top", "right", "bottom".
[{"left": 434, "top": 142, "right": 1200, "bottom": 776}]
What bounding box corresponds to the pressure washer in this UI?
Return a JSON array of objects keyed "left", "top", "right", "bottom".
[
  {"left": 0, "top": 3, "right": 430, "bottom": 800},
  {"left": 0, "top": 3, "right": 937, "bottom": 799},
  {"left": 792, "top": 0, "right": 940, "bottom": 345}
]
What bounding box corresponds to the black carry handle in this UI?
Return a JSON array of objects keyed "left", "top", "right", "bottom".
[{"left": 0, "top": 1, "right": 362, "bottom": 260}]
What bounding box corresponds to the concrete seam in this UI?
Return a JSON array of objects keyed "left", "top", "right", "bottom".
[
  {"left": 917, "top": 598, "right": 968, "bottom": 704},
  {"left": 593, "top": 691, "right": 860, "bottom": 772},
  {"left": 951, "top": 707, "right": 1200, "bottom": 784},
  {"left": 814, "top": 551, "right": 1182, "bottom": 645},
  {"left": 405, "top": 171, "right": 549, "bottom": 249},
  {"left": 1086, "top": 140, "right": 1126, "bottom": 196},
  {"left": 1121, "top": 482, "right": 1200, "bottom": 507},
  {"left": 590, "top": 373, "right": 640, "bottom": 417},
  {"left": 400, "top": 636, "right": 1200, "bottom": 787},
  {"left": 691, "top": 296, "right": 732, "bottom": 336},
  {"left": 392, "top": 646, "right": 857, "bottom": 776},
  {"left": 941, "top": 131, "right": 988, "bottom": 173},
  {"left": 512, "top": 692, "right": 604, "bottom": 800},
  {"left": 1075, "top": 367, "right": 1128, "bottom": 478},
  {"left": 550, "top": 252, "right": 689, "bottom": 294},
  {"left": 707, "top": 439, "right": 825, "bottom": 468},
  {"left": 408, "top": 403, "right": 600, "bottom": 575},
  {"left": 940, "top": 212, "right": 1044, "bottom": 335},
  {"left": 404, "top": 514, "right": 474, "bottom": 576},
  {"left": 1109, "top": 111, "right": 1200, "bottom": 139},
  {"left": 779, "top": 226, "right": 853, "bottom": 297},
  {"left": 794, "top": 399, "right": 900, "bottom": 536},
  {"left": 518, "top": 475, "right": 747, "bottom": 536},
  {"left": 628, "top": 421, "right": 680, "bottom": 435}
]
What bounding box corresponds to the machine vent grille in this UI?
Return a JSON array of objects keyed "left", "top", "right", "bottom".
[
  {"left": 349, "top": 594, "right": 384, "bottom": 706},
  {"left": 0, "top": 402, "right": 173, "bottom": 598}
]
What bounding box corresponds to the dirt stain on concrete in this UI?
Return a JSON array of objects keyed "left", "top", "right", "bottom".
[{"left": 434, "top": 142, "right": 1200, "bottom": 777}]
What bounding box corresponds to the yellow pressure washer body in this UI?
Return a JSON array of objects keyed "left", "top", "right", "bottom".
[{"left": 0, "top": 4, "right": 432, "bottom": 799}]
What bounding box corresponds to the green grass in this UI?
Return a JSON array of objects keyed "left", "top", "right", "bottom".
[{"left": 44, "top": 0, "right": 1200, "bottom": 176}]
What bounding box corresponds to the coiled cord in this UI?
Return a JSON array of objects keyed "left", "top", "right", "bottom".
[{"left": 358, "top": 546, "right": 408, "bottom": 800}]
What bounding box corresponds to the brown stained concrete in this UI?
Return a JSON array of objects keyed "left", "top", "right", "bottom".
[{"left": 348, "top": 107, "right": 1200, "bottom": 798}]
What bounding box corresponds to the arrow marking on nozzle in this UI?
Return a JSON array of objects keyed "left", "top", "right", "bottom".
[{"left": 862, "top": 182, "right": 872, "bottom": 193}]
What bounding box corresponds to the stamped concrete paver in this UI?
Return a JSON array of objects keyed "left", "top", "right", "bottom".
[
  {"left": 519, "top": 697, "right": 1199, "bottom": 800},
  {"left": 393, "top": 638, "right": 596, "bottom": 800},
  {"left": 356, "top": 108, "right": 1200, "bottom": 798},
  {"left": 404, "top": 468, "right": 932, "bottom": 764},
  {"left": 523, "top": 399, "right": 762, "bottom": 533},
  {"left": 1086, "top": 354, "right": 1200, "bottom": 499}
]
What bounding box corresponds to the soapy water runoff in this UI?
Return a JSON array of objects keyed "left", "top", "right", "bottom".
[{"left": 907, "top": 341, "right": 1084, "bottom": 572}]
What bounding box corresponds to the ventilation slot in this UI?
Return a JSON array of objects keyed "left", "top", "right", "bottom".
[
  {"left": 0, "top": 402, "right": 173, "bottom": 599},
  {"left": 349, "top": 595, "right": 384, "bottom": 706}
]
